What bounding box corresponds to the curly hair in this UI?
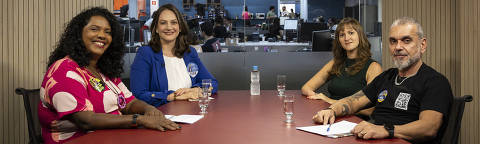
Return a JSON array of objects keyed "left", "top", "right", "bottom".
[
  {"left": 149, "top": 4, "right": 191, "bottom": 57},
  {"left": 47, "top": 7, "right": 125, "bottom": 78},
  {"left": 329, "top": 17, "right": 372, "bottom": 76}
]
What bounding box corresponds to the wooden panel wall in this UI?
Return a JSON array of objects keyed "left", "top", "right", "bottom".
[
  {"left": 0, "top": 0, "right": 113, "bottom": 143},
  {"left": 458, "top": 0, "right": 480, "bottom": 143},
  {"left": 383, "top": 0, "right": 479, "bottom": 143}
]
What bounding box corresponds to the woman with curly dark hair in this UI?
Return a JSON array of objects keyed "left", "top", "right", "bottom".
[
  {"left": 301, "top": 18, "right": 383, "bottom": 116},
  {"left": 39, "top": 7, "right": 179, "bottom": 144},
  {"left": 130, "top": 4, "right": 218, "bottom": 107}
]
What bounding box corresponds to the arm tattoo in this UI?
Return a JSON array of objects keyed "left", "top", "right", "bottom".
[
  {"left": 341, "top": 104, "right": 350, "bottom": 116},
  {"left": 351, "top": 91, "right": 364, "bottom": 100},
  {"left": 346, "top": 91, "right": 364, "bottom": 104},
  {"left": 340, "top": 91, "right": 365, "bottom": 116}
]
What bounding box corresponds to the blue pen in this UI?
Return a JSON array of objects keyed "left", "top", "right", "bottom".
[{"left": 326, "top": 124, "right": 332, "bottom": 132}]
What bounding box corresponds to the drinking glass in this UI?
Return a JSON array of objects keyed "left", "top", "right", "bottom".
[
  {"left": 277, "top": 75, "right": 286, "bottom": 96},
  {"left": 202, "top": 79, "right": 212, "bottom": 99},
  {"left": 283, "top": 94, "right": 294, "bottom": 123},
  {"left": 198, "top": 89, "right": 209, "bottom": 114}
]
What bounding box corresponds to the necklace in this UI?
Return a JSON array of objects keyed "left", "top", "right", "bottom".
[
  {"left": 395, "top": 74, "right": 409, "bottom": 85},
  {"left": 395, "top": 70, "right": 419, "bottom": 85},
  {"left": 87, "top": 66, "right": 126, "bottom": 109}
]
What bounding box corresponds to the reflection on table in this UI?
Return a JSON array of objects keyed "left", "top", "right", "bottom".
[{"left": 67, "top": 90, "right": 409, "bottom": 144}]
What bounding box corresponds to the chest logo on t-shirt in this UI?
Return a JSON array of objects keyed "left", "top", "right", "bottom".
[
  {"left": 394, "top": 92, "right": 411, "bottom": 110},
  {"left": 377, "top": 90, "right": 388, "bottom": 102}
]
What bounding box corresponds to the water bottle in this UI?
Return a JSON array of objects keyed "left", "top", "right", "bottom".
[{"left": 250, "top": 66, "right": 260, "bottom": 95}]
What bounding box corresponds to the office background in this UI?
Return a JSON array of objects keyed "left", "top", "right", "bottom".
[
  {"left": 154, "top": 0, "right": 345, "bottom": 23},
  {"left": 0, "top": 0, "right": 479, "bottom": 143}
]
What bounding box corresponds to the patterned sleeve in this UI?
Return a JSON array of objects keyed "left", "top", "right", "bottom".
[
  {"left": 42, "top": 58, "right": 90, "bottom": 119},
  {"left": 112, "top": 78, "right": 135, "bottom": 104}
]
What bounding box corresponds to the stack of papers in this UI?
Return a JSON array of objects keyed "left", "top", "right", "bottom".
[
  {"left": 296, "top": 120, "right": 358, "bottom": 138},
  {"left": 164, "top": 115, "right": 204, "bottom": 124}
]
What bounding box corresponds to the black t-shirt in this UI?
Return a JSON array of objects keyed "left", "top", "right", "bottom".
[{"left": 362, "top": 63, "right": 453, "bottom": 143}]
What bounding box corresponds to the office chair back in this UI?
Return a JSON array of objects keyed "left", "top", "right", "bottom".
[
  {"left": 441, "top": 95, "right": 473, "bottom": 144},
  {"left": 15, "top": 88, "right": 43, "bottom": 144}
]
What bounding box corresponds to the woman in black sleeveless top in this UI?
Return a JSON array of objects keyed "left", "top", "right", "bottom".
[{"left": 301, "top": 18, "right": 383, "bottom": 116}]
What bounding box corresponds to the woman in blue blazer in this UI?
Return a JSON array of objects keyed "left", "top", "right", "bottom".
[{"left": 130, "top": 4, "right": 218, "bottom": 107}]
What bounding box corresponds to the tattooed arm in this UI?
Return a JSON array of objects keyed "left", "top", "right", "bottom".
[{"left": 313, "top": 91, "right": 372, "bottom": 125}]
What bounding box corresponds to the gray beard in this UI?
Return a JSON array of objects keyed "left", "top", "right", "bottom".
[{"left": 393, "top": 49, "right": 421, "bottom": 71}]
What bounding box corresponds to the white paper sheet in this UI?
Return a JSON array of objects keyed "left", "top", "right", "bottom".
[
  {"left": 164, "top": 115, "right": 204, "bottom": 124},
  {"left": 296, "top": 120, "right": 358, "bottom": 138},
  {"left": 188, "top": 97, "right": 214, "bottom": 101}
]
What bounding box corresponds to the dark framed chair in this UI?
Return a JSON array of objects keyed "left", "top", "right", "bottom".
[
  {"left": 15, "top": 88, "right": 43, "bottom": 144},
  {"left": 441, "top": 95, "right": 473, "bottom": 144}
]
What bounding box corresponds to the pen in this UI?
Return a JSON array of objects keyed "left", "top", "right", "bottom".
[{"left": 326, "top": 124, "right": 332, "bottom": 132}]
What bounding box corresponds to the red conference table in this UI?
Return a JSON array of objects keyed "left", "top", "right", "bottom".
[{"left": 67, "top": 90, "right": 410, "bottom": 144}]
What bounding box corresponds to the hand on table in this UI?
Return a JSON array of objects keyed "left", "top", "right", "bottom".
[
  {"left": 144, "top": 106, "right": 164, "bottom": 117},
  {"left": 138, "top": 115, "right": 180, "bottom": 131},
  {"left": 173, "top": 88, "right": 192, "bottom": 96},
  {"left": 312, "top": 109, "right": 336, "bottom": 125},
  {"left": 173, "top": 88, "right": 201, "bottom": 100},
  {"left": 307, "top": 93, "right": 335, "bottom": 104},
  {"left": 351, "top": 121, "right": 389, "bottom": 139}
]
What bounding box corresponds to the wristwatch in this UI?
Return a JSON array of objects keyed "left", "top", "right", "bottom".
[
  {"left": 384, "top": 123, "right": 394, "bottom": 138},
  {"left": 131, "top": 114, "right": 139, "bottom": 127}
]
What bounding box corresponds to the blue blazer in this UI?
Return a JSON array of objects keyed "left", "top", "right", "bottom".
[{"left": 130, "top": 46, "right": 218, "bottom": 107}]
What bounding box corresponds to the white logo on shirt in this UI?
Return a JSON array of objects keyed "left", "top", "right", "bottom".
[{"left": 394, "top": 92, "right": 411, "bottom": 110}]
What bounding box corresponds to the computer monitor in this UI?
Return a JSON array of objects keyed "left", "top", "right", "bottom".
[
  {"left": 312, "top": 30, "right": 333, "bottom": 51},
  {"left": 284, "top": 19, "right": 298, "bottom": 30},
  {"left": 120, "top": 20, "right": 141, "bottom": 44},
  {"left": 256, "top": 13, "right": 265, "bottom": 19},
  {"left": 298, "top": 23, "right": 328, "bottom": 42},
  {"left": 247, "top": 32, "right": 260, "bottom": 42},
  {"left": 279, "top": 17, "right": 288, "bottom": 26}
]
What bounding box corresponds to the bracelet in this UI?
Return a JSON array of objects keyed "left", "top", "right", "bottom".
[
  {"left": 324, "top": 107, "right": 336, "bottom": 116},
  {"left": 131, "top": 114, "right": 139, "bottom": 128}
]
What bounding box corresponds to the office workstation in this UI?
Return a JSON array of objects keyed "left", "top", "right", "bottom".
[
  {"left": 118, "top": 0, "right": 374, "bottom": 53},
  {"left": 3, "top": 0, "right": 480, "bottom": 144}
]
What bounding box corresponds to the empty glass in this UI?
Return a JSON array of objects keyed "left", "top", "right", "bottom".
[
  {"left": 283, "top": 94, "right": 294, "bottom": 123},
  {"left": 198, "top": 89, "right": 209, "bottom": 114},
  {"left": 277, "top": 75, "right": 286, "bottom": 96}
]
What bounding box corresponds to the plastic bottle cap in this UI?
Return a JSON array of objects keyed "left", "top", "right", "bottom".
[{"left": 252, "top": 66, "right": 258, "bottom": 71}]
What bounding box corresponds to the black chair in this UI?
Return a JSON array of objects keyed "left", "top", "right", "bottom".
[
  {"left": 441, "top": 95, "right": 473, "bottom": 144},
  {"left": 15, "top": 88, "right": 43, "bottom": 144}
]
